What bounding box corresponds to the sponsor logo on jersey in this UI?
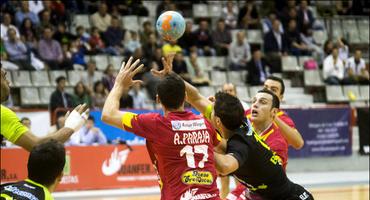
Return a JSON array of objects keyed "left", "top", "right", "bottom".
[
  {"left": 180, "top": 188, "right": 218, "bottom": 200},
  {"left": 3, "top": 185, "right": 38, "bottom": 200},
  {"left": 181, "top": 170, "right": 213, "bottom": 185},
  {"left": 171, "top": 119, "right": 207, "bottom": 131},
  {"left": 101, "top": 147, "right": 130, "bottom": 176}
]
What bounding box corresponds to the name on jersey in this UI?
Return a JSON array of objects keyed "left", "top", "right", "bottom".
[
  {"left": 171, "top": 119, "right": 207, "bottom": 131},
  {"left": 181, "top": 170, "right": 213, "bottom": 185},
  {"left": 174, "top": 130, "right": 210, "bottom": 145}
]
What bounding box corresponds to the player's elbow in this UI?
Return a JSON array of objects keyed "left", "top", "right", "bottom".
[{"left": 292, "top": 139, "right": 304, "bottom": 150}]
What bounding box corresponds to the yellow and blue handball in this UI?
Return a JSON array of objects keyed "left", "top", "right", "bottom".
[{"left": 156, "top": 11, "right": 186, "bottom": 41}]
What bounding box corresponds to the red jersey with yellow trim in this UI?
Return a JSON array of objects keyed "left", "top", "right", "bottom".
[{"left": 122, "top": 111, "right": 221, "bottom": 200}]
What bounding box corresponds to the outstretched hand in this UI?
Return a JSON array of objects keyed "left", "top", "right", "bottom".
[
  {"left": 114, "top": 57, "right": 144, "bottom": 91},
  {"left": 151, "top": 53, "right": 175, "bottom": 78}
]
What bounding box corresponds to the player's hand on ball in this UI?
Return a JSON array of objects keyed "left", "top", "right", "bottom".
[
  {"left": 114, "top": 57, "right": 144, "bottom": 91},
  {"left": 151, "top": 53, "right": 175, "bottom": 78}
]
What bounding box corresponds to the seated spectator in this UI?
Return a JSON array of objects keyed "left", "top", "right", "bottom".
[
  {"left": 90, "top": 2, "right": 111, "bottom": 32},
  {"left": 279, "top": 1, "right": 297, "bottom": 29},
  {"left": 247, "top": 49, "right": 270, "bottom": 86},
  {"left": 1, "top": 41, "right": 20, "bottom": 70},
  {"left": 38, "top": 10, "right": 54, "bottom": 33},
  {"left": 238, "top": 0, "right": 260, "bottom": 29},
  {"left": 76, "top": 26, "right": 91, "bottom": 51},
  {"left": 19, "top": 18, "right": 38, "bottom": 52},
  {"left": 297, "top": 0, "right": 315, "bottom": 30},
  {"left": 129, "top": 83, "right": 149, "bottom": 109},
  {"left": 38, "top": 27, "right": 64, "bottom": 70},
  {"left": 262, "top": 12, "right": 283, "bottom": 34},
  {"left": 188, "top": 52, "right": 211, "bottom": 86},
  {"left": 140, "top": 21, "right": 155, "bottom": 46},
  {"left": 143, "top": 33, "right": 162, "bottom": 60},
  {"left": 263, "top": 19, "right": 288, "bottom": 73},
  {"left": 70, "top": 39, "right": 86, "bottom": 67},
  {"left": 20, "top": 117, "right": 31, "bottom": 129},
  {"left": 345, "top": 50, "right": 369, "bottom": 84},
  {"left": 67, "top": 116, "right": 107, "bottom": 145},
  {"left": 285, "top": 19, "right": 310, "bottom": 56},
  {"left": 102, "top": 64, "right": 116, "bottom": 91},
  {"left": 125, "top": 31, "right": 141, "bottom": 55},
  {"left": 162, "top": 40, "right": 182, "bottom": 56},
  {"left": 49, "top": 76, "right": 73, "bottom": 114},
  {"left": 72, "top": 82, "right": 92, "bottom": 107},
  {"left": 323, "top": 39, "right": 334, "bottom": 57},
  {"left": 323, "top": 47, "right": 346, "bottom": 85},
  {"left": 173, "top": 51, "right": 191, "bottom": 83},
  {"left": 194, "top": 20, "right": 216, "bottom": 56},
  {"left": 53, "top": 23, "right": 76, "bottom": 46},
  {"left": 15, "top": 1, "right": 40, "bottom": 27},
  {"left": 82, "top": 60, "right": 101, "bottom": 92},
  {"left": 103, "top": 16, "right": 126, "bottom": 56},
  {"left": 88, "top": 27, "right": 106, "bottom": 55},
  {"left": 47, "top": 115, "right": 65, "bottom": 134},
  {"left": 212, "top": 19, "right": 232, "bottom": 56},
  {"left": 222, "top": 83, "right": 249, "bottom": 110},
  {"left": 40, "top": 1, "right": 66, "bottom": 26},
  {"left": 336, "top": 37, "right": 349, "bottom": 62},
  {"left": 4, "top": 28, "right": 34, "bottom": 70},
  {"left": 229, "top": 31, "right": 251, "bottom": 71},
  {"left": 177, "top": 21, "right": 197, "bottom": 55},
  {"left": 1, "top": 13, "right": 20, "bottom": 41},
  {"left": 222, "top": 1, "right": 238, "bottom": 29},
  {"left": 300, "top": 27, "right": 324, "bottom": 61},
  {"left": 92, "top": 81, "right": 108, "bottom": 110}
]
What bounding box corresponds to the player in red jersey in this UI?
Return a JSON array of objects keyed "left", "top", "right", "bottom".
[{"left": 101, "top": 57, "right": 222, "bottom": 200}]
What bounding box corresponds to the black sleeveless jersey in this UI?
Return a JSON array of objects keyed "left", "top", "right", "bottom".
[{"left": 1, "top": 179, "right": 51, "bottom": 200}]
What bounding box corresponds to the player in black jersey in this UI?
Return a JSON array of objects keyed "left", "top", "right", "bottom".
[{"left": 1, "top": 140, "right": 65, "bottom": 200}]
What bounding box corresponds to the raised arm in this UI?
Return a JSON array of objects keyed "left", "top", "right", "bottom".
[{"left": 101, "top": 57, "right": 144, "bottom": 129}]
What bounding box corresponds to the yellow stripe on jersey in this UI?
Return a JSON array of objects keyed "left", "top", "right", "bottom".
[
  {"left": 0, "top": 105, "right": 29, "bottom": 143},
  {"left": 216, "top": 132, "right": 222, "bottom": 142},
  {"left": 203, "top": 104, "right": 213, "bottom": 121},
  {"left": 260, "top": 129, "right": 274, "bottom": 141},
  {"left": 25, "top": 179, "right": 53, "bottom": 200},
  {"left": 277, "top": 110, "right": 284, "bottom": 117},
  {"left": 121, "top": 112, "right": 138, "bottom": 128},
  {"left": 1, "top": 193, "right": 13, "bottom": 200}
]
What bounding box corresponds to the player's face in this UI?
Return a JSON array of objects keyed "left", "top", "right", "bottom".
[
  {"left": 263, "top": 80, "right": 283, "bottom": 101},
  {"left": 0, "top": 69, "right": 10, "bottom": 102},
  {"left": 210, "top": 110, "right": 227, "bottom": 138},
  {"left": 250, "top": 93, "right": 274, "bottom": 123}
]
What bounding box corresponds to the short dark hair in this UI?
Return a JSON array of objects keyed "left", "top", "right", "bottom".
[
  {"left": 156, "top": 73, "right": 185, "bottom": 109},
  {"left": 88, "top": 115, "right": 95, "bottom": 122},
  {"left": 56, "top": 76, "right": 66, "bottom": 84},
  {"left": 257, "top": 89, "right": 280, "bottom": 109},
  {"left": 20, "top": 117, "right": 30, "bottom": 123},
  {"left": 28, "top": 140, "right": 66, "bottom": 186},
  {"left": 214, "top": 92, "right": 244, "bottom": 130},
  {"left": 266, "top": 76, "right": 285, "bottom": 95}
]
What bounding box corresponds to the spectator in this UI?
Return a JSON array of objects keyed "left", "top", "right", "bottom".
[
  {"left": 49, "top": 76, "right": 73, "bottom": 114},
  {"left": 285, "top": 19, "right": 310, "bottom": 56},
  {"left": 336, "top": 1, "right": 353, "bottom": 15},
  {"left": 125, "top": 31, "right": 141, "bottom": 55},
  {"left": 1, "top": 13, "right": 20, "bottom": 41},
  {"left": 282, "top": 7, "right": 298, "bottom": 30},
  {"left": 15, "top": 1, "right": 40, "bottom": 27},
  {"left": 67, "top": 116, "right": 107, "bottom": 145},
  {"left": 90, "top": 2, "right": 112, "bottom": 32},
  {"left": 82, "top": 60, "right": 101, "bottom": 92},
  {"left": 300, "top": 27, "right": 324, "bottom": 61},
  {"left": 143, "top": 33, "right": 162, "bottom": 60},
  {"left": 40, "top": 1, "right": 66, "bottom": 26},
  {"left": 247, "top": 49, "right": 270, "bottom": 86},
  {"left": 279, "top": 1, "right": 297, "bottom": 29},
  {"left": 323, "top": 39, "right": 334, "bottom": 57},
  {"left": 187, "top": 52, "right": 211, "bottom": 86},
  {"left": 88, "top": 27, "right": 106, "bottom": 55},
  {"left": 229, "top": 31, "right": 251, "bottom": 71},
  {"left": 222, "top": 83, "right": 249, "bottom": 110},
  {"left": 212, "top": 19, "right": 232, "bottom": 56},
  {"left": 19, "top": 18, "right": 38, "bottom": 52},
  {"left": 120, "top": 93, "right": 134, "bottom": 109},
  {"left": 38, "top": 10, "right": 54, "bottom": 32},
  {"left": 70, "top": 39, "right": 86, "bottom": 67},
  {"left": 20, "top": 117, "right": 31, "bottom": 129},
  {"left": 177, "top": 21, "right": 197, "bottom": 55},
  {"left": 263, "top": 19, "right": 288, "bottom": 73},
  {"left": 194, "top": 20, "right": 216, "bottom": 56},
  {"left": 92, "top": 81, "right": 108, "bottom": 110},
  {"left": 102, "top": 64, "right": 116, "bottom": 91},
  {"left": 173, "top": 52, "right": 191, "bottom": 83},
  {"left": 323, "top": 47, "right": 345, "bottom": 85},
  {"left": 38, "top": 27, "right": 64, "bottom": 70},
  {"left": 297, "top": 0, "right": 315, "bottom": 30},
  {"left": 156, "top": 0, "right": 172, "bottom": 18},
  {"left": 4, "top": 28, "right": 34, "bottom": 70},
  {"left": 28, "top": 0, "right": 44, "bottom": 15},
  {"left": 238, "top": 0, "right": 260, "bottom": 29},
  {"left": 103, "top": 16, "right": 126, "bottom": 56},
  {"left": 129, "top": 83, "right": 149, "bottom": 109},
  {"left": 336, "top": 37, "right": 349, "bottom": 62},
  {"left": 47, "top": 115, "right": 66, "bottom": 134},
  {"left": 221, "top": 1, "right": 238, "bottom": 29},
  {"left": 76, "top": 26, "right": 91, "bottom": 50},
  {"left": 140, "top": 21, "right": 155, "bottom": 46},
  {"left": 345, "top": 50, "right": 369, "bottom": 84},
  {"left": 53, "top": 23, "right": 76, "bottom": 46},
  {"left": 162, "top": 40, "right": 182, "bottom": 56},
  {"left": 72, "top": 82, "right": 92, "bottom": 107},
  {"left": 262, "top": 12, "right": 283, "bottom": 34},
  {"left": 1, "top": 40, "right": 19, "bottom": 70}
]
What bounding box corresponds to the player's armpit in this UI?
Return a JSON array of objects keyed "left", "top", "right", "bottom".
[
  {"left": 101, "top": 109, "right": 128, "bottom": 130},
  {"left": 214, "top": 152, "right": 239, "bottom": 176},
  {"left": 14, "top": 131, "right": 39, "bottom": 151}
]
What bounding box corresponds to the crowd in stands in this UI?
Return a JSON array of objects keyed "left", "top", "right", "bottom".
[{"left": 1, "top": 0, "right": 369, "bottom": 113}]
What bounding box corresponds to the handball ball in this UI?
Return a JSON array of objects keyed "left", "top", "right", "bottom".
[{"left": 156, "top": 11, "right": 186, "bottom": 41}]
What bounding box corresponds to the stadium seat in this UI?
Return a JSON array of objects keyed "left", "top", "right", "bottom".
[
  {"left": 210, "top": 71, "right": 227, "bottom": 86},
  {"left": 358, "top": 19, "right": 370, "bottom": 44},
  {"left": 21, "top": 87, "right": 41, "bottom": 105},
  {"left": 282, "top": 56, "right": 301, "bottom": 72},
  {"left": 11, "top": 71, "right": 32, "bottom": 87},
  {"left": 298, "top": 56, "right": 314, "bottom": 68},
  {"left": 342, "top": 19, "right": 360, "bottom": 44},
  {"left": 360, "top": 86, "right": 369, "bottom": 101},
  {"left": 208, "top": 4, "right": 222, "bottom": 17},
  {"left": 247, "top": 30, "right": 263, "bottom": 44},
  {"left": 325, "top": 86, "right": 347, "bottom": 102},
  {"left": 227, "top": 71, "right": 244, "bottom": 86},
  {"left": 49, "top": 70, "right": 67, "bottom": 86},
  {"left": 65, "top": 86, "right": 74, "bottom": 95},
  {"left": 343, "top": 85, "right": 361, "bottom": 101},
  {"left": 207, "top": 56, "right": 226, "bottom": 69},
  {"left": 109, "top": 56, "right": 125, "bottom": 70},
  {"left": 197, "top": 56, "right": 210, "bottom": 71},
  {"left": 193, "top": 4, "right": 209, "bottom": 18},
  {"left": 249, "top": 86, "right": 263, "bottom": 97},
  {"left": 67, "top": 70, "right": 86, "bottom": 86},
  {"left": 73, "top": 14, "right": 90, "bottom": 29},
  {"left": 31, "top": 71, "right": 50, "bottom": 86},
  {"left": 284, "top": 94, "right": 314, "bottom": 105},
  {"left": 91, "top": 55, "right": 109, "bottom": 71},
  {"left": 304, "top": 70, "right": 324, "bottom": 87},
  {"left": 312, "top": 30, "right": 327, "bottom": 45},
  {"left": 236, "top": 86, "right": 250, "bottom": 101},
  {"left": 5, "top": 71, "right": 13, "bottom": 86},
  {"left": 38, "top": 87, "right": 55, "bottom": 105},
  {"left": 331, "top": 19, "right": 343, "bottom": 39},
  {"left": 122, "top": 16, "right": 139, "bottom": 32},
  {"left": 198, "top": 86, "right": 216, "bottom": 98}
]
